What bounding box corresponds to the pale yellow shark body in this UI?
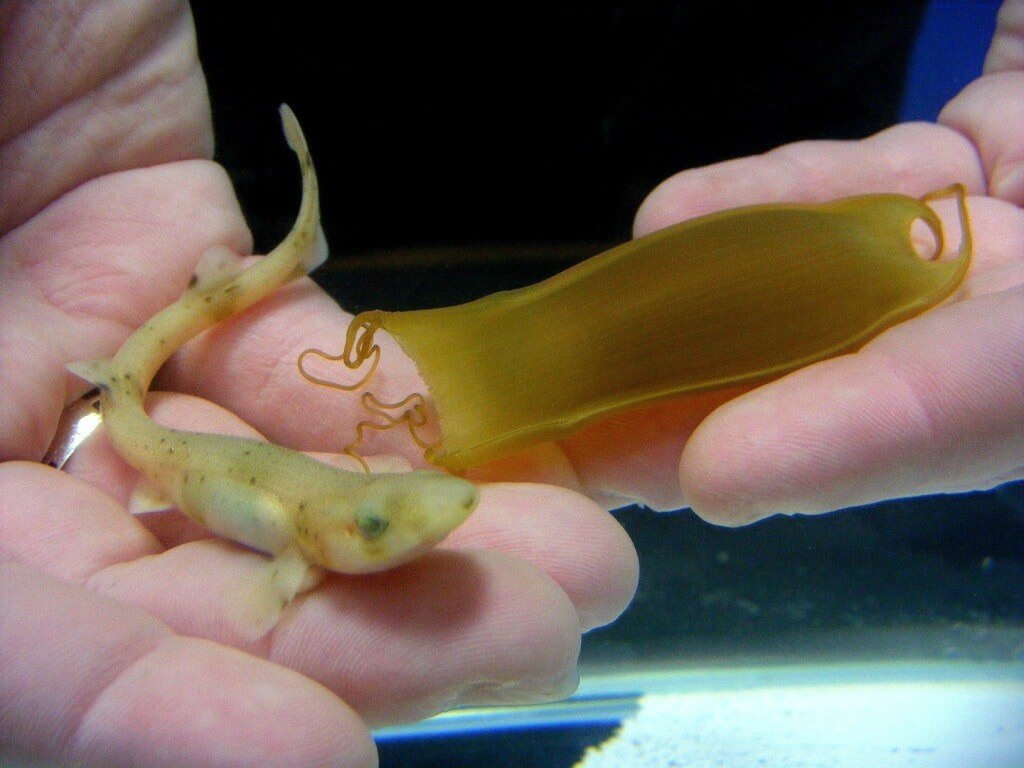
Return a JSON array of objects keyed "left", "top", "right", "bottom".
[{"left": 69, "top": 107, "right": 478, "bottom": 631}]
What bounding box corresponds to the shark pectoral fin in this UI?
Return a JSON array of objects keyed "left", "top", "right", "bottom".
[
  {"left": 180, "top": 476, "right": 320, "bottom": 641},
  {"left": 267, "top": 544, "right": 326, "bottom": 600},
  {"left": 128, "top": 479, "right": 175, "bottom": 515},
  {"left": 229, "top": 546, "right": 324, "bottom": 641}
]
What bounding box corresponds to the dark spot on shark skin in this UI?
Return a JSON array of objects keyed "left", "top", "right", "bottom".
[{"left": 295, "top": 503, "right": 310, "bottom": 536}]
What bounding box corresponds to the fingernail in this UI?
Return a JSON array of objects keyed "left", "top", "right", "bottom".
[
  {"left": 991, "top": 163, "right": 1024, "bottom": 205},
  {"left": 456, "top": 667, "right": 581, "bottom": 708}
]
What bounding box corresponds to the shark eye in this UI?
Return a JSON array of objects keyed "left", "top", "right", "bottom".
[{"left": 355, "top": 502, "right": 389, "bottom": 541}]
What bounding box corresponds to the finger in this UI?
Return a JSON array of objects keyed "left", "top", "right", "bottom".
[
  {"left": 9, "top": 460, "right": 586, "bottom": 726},
  {"left": 983, "top": 0, "right": 1024, "bottom": 74},
  {"left": 940, "top": 69, "right": 1024, "bottom": 205},
  {"left": 633, "top": 121, "right": 986, "bottom": 236},
  {"left": 955, "top": 196, "right": 1024, "bottom": 293},
  {"left": 681, "top": 284, "right": 1024, "bottom": 525},
  {"left": 0, "top": 461, "right": 159, "bottom": 583},
  {"left": 959, "top": 0, "right": 1024, "bottom": 203},
  {"left": 89, "top": 544, "right": 582, "bottom": 726},
  {"left": 270, "top": 549, "right": 582, "bottom": 726},
  {"left": 0, "top": 558, "right": 375, "bottom": 768},
  {"left": 0, "top": 160, "right": 250, "bottom": 462},
  {"left": 0, "top": 1, "right": 212, "bottom": 235},
  {"left": 442, "top": 482, "right": 639, "bottom": 631},
  {"left": 557, "top": 386, "right": 749, "bottom": 511}
]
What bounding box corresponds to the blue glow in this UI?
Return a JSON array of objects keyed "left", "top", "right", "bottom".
[{"left": 901, "top": 0, "right": 1000, "bottom": 121}]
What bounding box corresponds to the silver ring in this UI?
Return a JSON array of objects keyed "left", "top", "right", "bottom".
[{"left": 43, "top": 388, "right": 103, "bottom": 469}]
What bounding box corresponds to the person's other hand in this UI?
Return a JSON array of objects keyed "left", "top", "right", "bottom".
[
  {"left": 0, "top": 3, "right": 638, "bottom": 767},
  {"left": 466, "top": 2, "right": 1024, "bottom": 523}
]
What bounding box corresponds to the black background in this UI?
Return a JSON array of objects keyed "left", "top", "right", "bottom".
[{"left": 193, "top": 2, "right": 926, "bottom": 297}]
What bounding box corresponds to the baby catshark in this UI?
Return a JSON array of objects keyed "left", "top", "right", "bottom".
[{"left": 68, "top": 106, "right": 479, "bottom": 633}]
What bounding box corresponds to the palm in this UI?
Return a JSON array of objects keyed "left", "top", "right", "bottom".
[{"left": 0, "top": 4, "right": 635, "bottom": 767}]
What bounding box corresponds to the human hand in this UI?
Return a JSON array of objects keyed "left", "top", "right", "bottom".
[
  {"left": 460, "top": 3, "right": 1024, "bottom": 523},
  {"left": 0, "top": 3, "right": 638, "bottom": 767}
]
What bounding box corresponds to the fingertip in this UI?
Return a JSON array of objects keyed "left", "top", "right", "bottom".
[
  {"left": 632, "top": 172, "right": 688, "bottom": 237},
  {"left": 513, "top": 483, "right": 640, "bottom": 631},
  {"left": 448, "top": 482, "right": 639, "bottom": 631},
  {"left": 446, "top": 549, "right": 583, "bottom": 709},
  {"left": 678, "top": 394, "right": 796, "bottom": 527},
  {"left": 678, "top": 355, "right": 903, "bottom": 525}
]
